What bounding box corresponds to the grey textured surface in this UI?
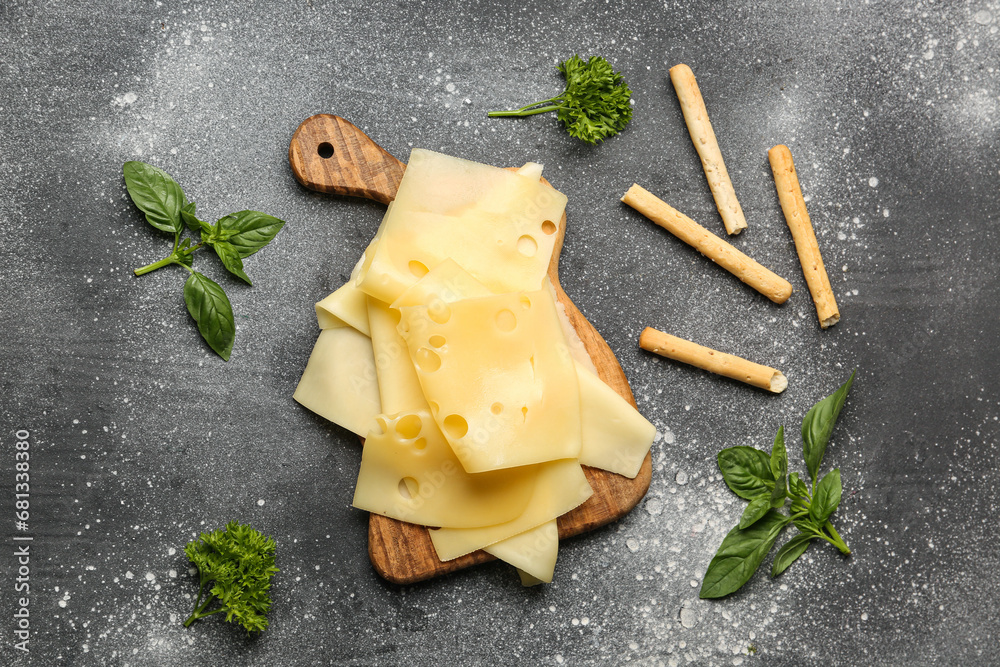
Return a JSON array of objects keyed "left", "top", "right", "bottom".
[{"left": 2, "top": 0, "right": 999, "bottom": 665}]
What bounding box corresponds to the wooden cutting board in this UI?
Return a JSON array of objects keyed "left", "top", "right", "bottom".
[{"left": 289, "top": 114, "right": 653, "bottom": 584}]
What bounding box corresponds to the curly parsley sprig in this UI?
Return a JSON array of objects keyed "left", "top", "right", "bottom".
[
  {"left": 488, "top": 55, "right": 633, "bottom": 144},
  {"left": 183, "top": 521, "right": 279, "bottom": 633}
]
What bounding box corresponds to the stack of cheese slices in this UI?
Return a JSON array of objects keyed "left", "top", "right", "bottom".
[{"left": 294, "top": 149, "right": 656, "bottom": 584}]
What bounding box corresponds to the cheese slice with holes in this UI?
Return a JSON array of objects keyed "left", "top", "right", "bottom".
[
  {"left": 397, "top": 282, "right": 582, "bottom": 473},
  {"left": 429, "top": 459, "right": 591, "bottom": 560},
  {"left": 483, "top": 520, "right": 559, "bottom": 583},
  {"left": 357, "top": 149, "right": 566, "bottom": 304},
  {"left": 392, "top": 258, "right": 492, "bottom": 309},
  {"left": 293, "top": 327, "right": 381, "bottom": 436},
  {"left": 367, "top": 297, "right": 429, "bottom": 415},
  {"left": 352, "top": 412, "right": 537, "bottom": 528},
  {"left": 576, "top": 361, "right": 657, "bottom": 478}
]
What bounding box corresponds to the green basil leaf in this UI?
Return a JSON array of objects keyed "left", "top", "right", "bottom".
[
  {"left": 212, "top": 241, "right": 252, "bottom": 285},
  {"left": 739, "top": 496, "right": 772, "bottom": 530},
  {"left": 792, "top": 518, "right": 815, "bottom": 533},
  {"left": 699, "top": 510, "right": 789, "bottom": 599},
  {"left": 181, "top": 201, "right": 213, "bottom": 236},
  {"left": 217, "top": 211, "right": 285, "bottom": 258},
  {"left": 769, "top": 426, "right": 787, "bottom": 508},
  {"left": 175, "top": 251, "right": 193, "bottom": 268},
  {"left": 802, "top": 370, "right": 856, "bottom": 485},
  {"left": 717, "top": 446, "right": 775, "bottom": 500},
  {"left": 809, "top": 469, "right": 842, "bottom": 525},
  {"left": 769, "top": 426, "right": 787, "bottom": 480},
  {"left": 771, "top": 532, "right": 813, "bottom": 577},
  {"left": 123, "top": 161, "right": 185, "bottom": 234},
  {"left": 183, "top": 272, "right": 235, "bottom": 361},
  {"left": 788, "top": 472, "right": 809, "bottom": 499}
]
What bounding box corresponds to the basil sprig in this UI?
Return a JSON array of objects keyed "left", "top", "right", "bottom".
[
  {"left": 124, "top": 161, "right": 285, "bottom": 360},
  {"left": 700, "top": 371, "right": 856, "bottom": 598}
]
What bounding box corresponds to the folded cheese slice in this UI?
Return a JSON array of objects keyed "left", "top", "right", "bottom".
[
  {"left": 576, "top": 362, "right": 657, "bottom": 479},
  {"left": 367, "top": 297, "right": 429, "bottom": 415},
  {"left": 352, "top": 411, "right": 538, "bottom": 528},
  {"left": 293, "top": 327, "right": 381, "bottom": 437},
  {"left": 429, "top": 459, "right": 591, "bottom": 560},
  {"left": 315, "top": 243, "right": 376, "bottom": 334},
  {"left": 397, "top": 282, "right": 582, "bottom": 473},
  {"left": 483, "top": 520, "right": 559, "bottom": 583},
  {"left": 357, "top": 149, "right": 567, "bottom": 304}
]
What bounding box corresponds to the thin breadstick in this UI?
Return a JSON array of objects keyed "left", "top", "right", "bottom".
[
  {"left": 768, "top": 145, "right": 840, "bottom": 328},
  {"left": 622, "top": 184, "right": 792, "bottom": 304},
  {"left": 669, "top": 63, "right": 747, "bottom": 236},
  {"left": 640, "top": 327, "right": 787, "bottom": 393}
]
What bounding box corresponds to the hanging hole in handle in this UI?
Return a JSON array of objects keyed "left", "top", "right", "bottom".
[{"left": 317, "top": 142, "right": 335, "bottom": 159}]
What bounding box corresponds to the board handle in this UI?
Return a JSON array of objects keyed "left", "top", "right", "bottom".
[{"left": 288, "top": 114, "right": 405, "bottom": 205}]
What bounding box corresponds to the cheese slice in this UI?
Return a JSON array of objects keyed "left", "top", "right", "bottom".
[
  {"left": 483, "top": 520, "right": 559, "bottom": 583},
  {"left": 429, "top": 458, "right": 591, "bottom": 560},
  {"left": 357, "top": 149, "right": 567, "bottom": 304},
  {"left": 548, "top": 281, "right": 598, "bottom": 374},
  {"left": 392, "top": 258, "right": 492, "bottom": 309},
  {"left": 367, "top": 297, "right": 429, "bottom": 415},
  {"left": 397, "top": 283, "right": 582, "bottom": 473},
  {"left": 316, "top": 247, "right": 375, "bottom": 334},
  {"left": 316, "top": 282, "right": 369, "bottom": 333},
  {"left": 517, "top": 569, "right": 546, "bottom": 587},
  {"left": 352, "top": 412, "right": 536, "bottom": 528},
  {"left": 576, "top": 361, "right": 657, "bottom": 479},
  {"left": 293, "top": 327, "right": 381, "bottom": 436}
]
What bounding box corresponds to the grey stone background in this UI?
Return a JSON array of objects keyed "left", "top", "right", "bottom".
[{"left": 1, "top": 0, "right": 998, "bottom": 665}]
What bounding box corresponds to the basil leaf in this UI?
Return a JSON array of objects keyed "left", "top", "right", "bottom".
[
  {"left": 739, "top": 496, "right": 772, "bottom": 529},
  {"left": 211, "top": 241, "right": 252, "bottom": 285},
  {"left": 217, "top": 211, "right": 285, "bottom": 258},
  {"left": 123, "top": 161, "right": 185, "bottom": 234},
  {"left": 717, "top": 446, "right": 775, "bottom": 500},
  {"left": 699, "top": 510, "right": 789, "bottom": 599},
  {"left": 802, "top": 370, "right": 856, "bottom": 485},
  {"left": 771, "top": 533, "right": 813, "bottom": 577},
  {"left": 788, "top": 472, "right": 809, "bottom": 499},
  {"left": 769, "top": 426, "right": 787, "bottom": 508},
  {"left": 792, "top": 518, "right": 815, "bottom": 533},
  {"left": 809, "top": 469, "right": 842, "bottom": 525},
  {"left": 181, "top": 202, "right": 213, "bottom": 235},
  {"left": 183, "top": 272, "right": 235, "bottom": 361}
]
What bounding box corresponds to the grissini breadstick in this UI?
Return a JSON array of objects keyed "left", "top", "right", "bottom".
[
  {"left": 768, "top": 144, "right": 840, "bottom": 328},
  {"left": 669, "top": 63, "right": 747, "bottom": 236},
  {"left": 639, "top": 327, "right": 787, "bottom": 393},
  {"left": 622, "top": 184, "right": 793, "bottom": 304}
]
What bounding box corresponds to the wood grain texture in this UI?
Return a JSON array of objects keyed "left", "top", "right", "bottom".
[{"left": 290, "top": 115, "right": 652, "bottom": 584}]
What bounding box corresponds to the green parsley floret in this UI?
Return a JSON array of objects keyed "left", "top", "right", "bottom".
[
  {"left": 183, "top": 521, "right": 279, "bottom": 632},
  {"left": 488, "top": 55, "right": 633, "bottom": 144}
]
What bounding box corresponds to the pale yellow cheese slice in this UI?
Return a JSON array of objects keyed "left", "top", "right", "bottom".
[
  {"left": 316, "top": 282, "right": 369, "bottom": 333},
  {"left": 391, "top": 258, "right": 492, "bottom": 309},
  {"left": 397, "top": 283, "right": 582, "bottom": 473},
  {"left": 483, "top": 520, "right": 559, "bottom": 583},
  {"left": 547, "top": 281, "right": 598, "bottom": 374},
  {"left": 352, "top": 411, "right": 536, "bottom": 528},
  {"left": 428, "top": 459, "right": 591, "bottom": 560},
  {"left": 517, "top": 570, "right": 546, "bottom": 587},
  {"left": 367, "top": 297, "right": 429, "bottom": 415},
  {"left": 357, "top": 149, "right": 567, "bottom": 304},
  {"left": 315, "top": 247, "right": 375, "bottom": 334},
  {"left": 576, "top": 361, "right": 657, "bottom": 479},
  {"left": 293, "top": 327, "right": 381, "bottom": 436}
]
